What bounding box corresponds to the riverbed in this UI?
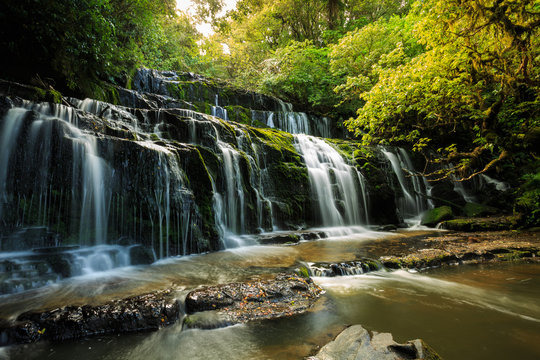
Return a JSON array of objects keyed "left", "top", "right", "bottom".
[{"left": 2, "top": 229, "right": 540, "bottom": 359}]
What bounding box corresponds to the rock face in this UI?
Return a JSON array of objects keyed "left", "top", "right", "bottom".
[
  {"left": 0, "top": 70, "right": 499, "bottom": 266},
  {"left": 308, "top": 325, "right": 441, "bottom": 360},
  {"left": 184, "top": 274, "right": 323, "bottom": 328},
  {"left": 0, "top": 290, "right": 180, "bottom": 345}
]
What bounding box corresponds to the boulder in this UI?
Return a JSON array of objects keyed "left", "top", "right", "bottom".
[
  {"left": 308, "top": 324, "right": 441, "bottom": 360},
  {"left": 421, "top": 206, "right": 453, "bottom": 227},
  {"left": 129, "top": 244, "right": 155, "bottom": 265}
]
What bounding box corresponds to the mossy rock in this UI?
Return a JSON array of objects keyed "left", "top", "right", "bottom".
[
  {"left": 248, "top": 127, "right": 296, "bottom": 154},
  {"left": 464, "top": 202, "right": 499, "bottom": 217},
  {"left": 0, "top": 79, "right": 63, "bottom": 104},
  {"left": 421, "top": 206, "right": 453, "bottom": 226},
  {"left": 439, "top": 216, "right": 518, "bottom": 231}
]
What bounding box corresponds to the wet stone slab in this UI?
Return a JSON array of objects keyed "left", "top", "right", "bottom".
[
  {"left": 0, "top": 289, "right": 180, "bottom": 345},
  {"left": 251, "top": 230, "right": 328, "bottom": 245},
  {"left": 184, "top": 273, "right": 323, "bottom": 328}
]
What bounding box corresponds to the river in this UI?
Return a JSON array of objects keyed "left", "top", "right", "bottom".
[{"left": 2, "top": 230, "right": 540, "bottom": 359}]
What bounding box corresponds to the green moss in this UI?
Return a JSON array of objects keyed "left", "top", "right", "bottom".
[
  {"left": 296, "top": 266, "right": 310, "bottom": 278},
  {"left": 440, "top": 216, "right": 518, "bottom": 231},
  {"left": 421, "top": 206, "right": 453, "bottom": 226},
  {"left": 46, "top": 89, "right": 63, "bottom": 104},
  {"left": 225, "top": 105, "right": 252, "bottom": 125},
  {"left": 495, "top": 249, "right": 533, "bottom": 261},
  {"left": 0, "top": 80, "right": 65, "bottom": 104},
  {"left": 363, "top": 259, "right": 381, "bottom": 271},
  {"left": 248, "top": 127, "right": 296, "bottom": 154},
  {"left": 464, "top": 202, "right": 499, "bottom": 217},
  {"left": 166, "top": 82, "right": 186, "bottom": 100}
]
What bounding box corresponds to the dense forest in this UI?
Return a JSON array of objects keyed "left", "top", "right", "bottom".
[{"left": 0, "top": 0, "right": 539, "bottom": 225}]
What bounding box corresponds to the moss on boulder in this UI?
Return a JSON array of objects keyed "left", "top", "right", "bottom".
[{"left": 421, "top": 206, "right": 453, "bottom": 226}]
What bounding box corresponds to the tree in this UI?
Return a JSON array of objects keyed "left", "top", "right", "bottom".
[
  {"left": 347, "top": 0, "right": 540, "bottom": 181},
  {"left": 329, "top": 15, "right": 422, "bottom": 114}
]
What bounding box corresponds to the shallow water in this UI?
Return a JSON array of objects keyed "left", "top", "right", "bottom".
[{"left": 2, "top": 230, "right": 540, "bottom": 359}]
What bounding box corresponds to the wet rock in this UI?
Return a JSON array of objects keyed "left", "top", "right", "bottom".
[
  {"left": 421, "top": 206, "right": 453, "bottom": 227},
  {"left": 0, "top": 289, "right": 179, "bottom": 345},
  {"left": 429, "top": 181, "right": 467, "bottom": 210},
  {"left": 0, "top": 227, "right": 59, "bottom": 251},
  {"left": 184, "top": 274, "right": 323, "bottom": 327},
  {"left": 381, "top": 246, "right": 539, "bottom": 271},
  {"left": 306, "top": 260, "right": 381, "bottom": 277},
  {"left": 256, "top": 230, "right": 327, "bottom": 245},
  {"left": 463, "top": 203, "right": 499, "bottom": 218},
  {"left": 378, "top": 224, "right": 398, "bottom": 231},
  {"left": 0, "top": 320, "right": 41, "bottom": 345},
  {"left": 129, "top": 244, "right": 156, "bottom": 265},
  {"left": 308, "top": 324, "right": 442, "bottom": 360}
]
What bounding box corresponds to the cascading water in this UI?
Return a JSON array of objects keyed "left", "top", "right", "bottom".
[
  {"left": 211, "top": 94, "right": 228, "bottom": 121},
  {"left": 382, "top": 148, "right": 432, "bottom": 222},
  {"left": 72, "top": 129, "right": 111, "bottom": 246},
  {"left": 480, "top": 174, "right": 509, "bottom": 192},
  {"left": 0, "top": 97, "right": 207, "bottom": 260},
  {"left": 294, "top": 134, "right": 369, "bottom": 228},
  {"left": 1, "top": 69, "right": 510, "bottom": 296},
  {"left": 0, "top": 108, "right": 27, "bottom": 221},
  {"left": 250, "top": 100, "right": 331, "bottom": 138}
]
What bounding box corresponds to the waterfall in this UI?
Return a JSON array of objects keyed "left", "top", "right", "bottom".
[
  {"left": 448, "top": 167, "right": 476, "bottom": 203},
  {"left": 0, "top": 108, "right": 27, "bottom": 220},
  {"left": 250, "top": 101, "right": 331, "bottom": 138},
  {"left": 220, "top": 142, "right": 245, "bottom": 234},
  {"left": 480, "top": 174, "right": 509, "bottom": 192},
  {"left": 382, "top": 148, "right": 431, "bottom": 221},
  {"left": 211, "top": 94, "right": 228, "bottom": 121},
  {"left": 73, "top": 131, "right": 110, "bottom": 246},
  {"left": 294, "top": 134, "right": 368, "bottom": 227}
]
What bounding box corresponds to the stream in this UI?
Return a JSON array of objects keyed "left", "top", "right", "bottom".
[{"left": 2, "top": 229, "right": 539, "bottom": 360}]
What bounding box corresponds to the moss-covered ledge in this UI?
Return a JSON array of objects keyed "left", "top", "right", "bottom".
[{"left": 381, "top": 230, "right": 540, "bottom": 271}]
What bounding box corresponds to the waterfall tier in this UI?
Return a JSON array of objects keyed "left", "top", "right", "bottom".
[{"left": 0, "top": 74, "right": 491, "bottom": 293}]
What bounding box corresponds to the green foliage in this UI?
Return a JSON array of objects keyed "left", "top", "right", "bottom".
[
  {"left": 201, "top": 0, "right": 412, "bottom": 98},
  {"left": 329, "top": 15, "right": 422, "bottom": 114},
  {"left": 346, "top": 0, "right": 540, "bottom": 179},
  {"left": 0, "top": 0, "right": 201, "bottom": 96},
  {"left": 516, "top": 168, "right": 540, "bottom": 227},
  {"left": 260, "top": 41, "right": 340, "bottom": 112}
]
